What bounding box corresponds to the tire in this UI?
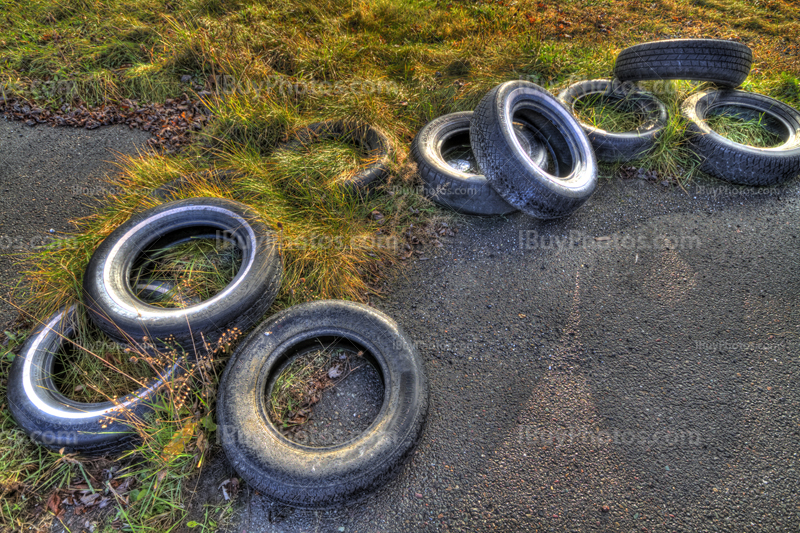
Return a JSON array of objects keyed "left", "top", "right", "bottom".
[
  {"left": 278, "top": 120, "right": 393, "bottom": 191},
  {"left": 613, "top": 39, "right": 752, "bottom": 87},
  {"left": 7, "top": 305, "right": 185, "bottom": 454},
  {"left": 82, "top": 198, "right": 283, "bottom": 354},
  {"left": 558, "top": 79, "right": 669, "bottom": 163},
  {"left": 681, "top": 89, "right": 800, "bottom": 186},
  {"left": 150, "top": 169, "right": 237, "bottom": 201},
  {"left": 411, "top": 111, "right": 550, "bottom": 215},
  {"left": 470, "top": 80, "right": 598, "bottom": 219},
  {"left": 217, "top": 300, "right": 429, "bottom": 509}
]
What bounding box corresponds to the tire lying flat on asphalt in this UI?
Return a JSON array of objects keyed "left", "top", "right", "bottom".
[
  {"left": 613, "top": 39, "right": 752, "bottom": 87},
  {"left": 279, "top": 120, "right": 393, "bottom": 191},
  {"left": 7, "top": 305, "right": 185, "bottom": 454},
  {"left": 558, "top": 79, "right": 669, "bottom": 163},
  {"left": 470, "top": 80, "right": 597, "bottom": 219},
  {"left": 411, "top": 111, "right": 549, "bottom": 215},
  {"left": 83, "top": 197, "right": 282, "bottom": 353},
  {"left": 681, "top": 89, "right": 800, "bottom": 186},
  {"left": 217, "top": 300, "right": 429, "bottom": 509}
]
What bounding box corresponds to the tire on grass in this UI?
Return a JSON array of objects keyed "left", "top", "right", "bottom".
[
  {"left": 82, "top": 197, "right": 282, "bottom": 354},
  {"left": 411, "top": 111, "right": 549, "bottom": 215},
  {"left": 7, "top": 305, "right": 185, "bottom": 454},
  {"left": 470, "top": 80, "right": 597, "bottom": 219},
  {"left": 217, "top": 300, "right": 429, "bottom": 509},
  {"left": 613, "top": 39, "right": 752, "bottom": 87},
  {"left": 558, "top": 79, "right": 669, "bottom": 163},
  {"left": 150, "top": 169, "right": 238, "bottom": 201},
  {"left": 278, "top": 120, "right": 393, "bottom": 191},
  {"left": 681, "top": 89, "right": 800, "bottom": 186}
]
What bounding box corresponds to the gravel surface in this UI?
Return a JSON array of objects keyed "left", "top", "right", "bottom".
[
  {"left": 2, "top": 117, "right": 798, "bottom": 532},
  {"left": 291, "top": 360, "right": 384, "bottom": 448},
  {"left": 0, "top": 118, "right": 150, "bottom": 329}
]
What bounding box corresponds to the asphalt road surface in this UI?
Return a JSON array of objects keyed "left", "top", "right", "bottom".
[
  {"left": 1, "top": 117, "right": 797, "bottom": 533},
  {"left": 228, "top": 170, "right": 799, "bottom": 532},
  {"left": 0, "top": 118, "right": 150, "bottom": 328}
]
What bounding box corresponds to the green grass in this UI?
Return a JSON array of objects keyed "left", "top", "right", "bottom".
[
  {"left": 573, "top": 94, "right": 647, "bottom": 132},
  {"left": 2, "top": 0, "right": 800, "bottom": 529},
  {"left": 52, "top": 317, "right": 158, "bottom": 404},
  {"left": 705, "top": 111, "right": 784, "bottom": 147},
  {"left": 132, "top": 238, "right": 242, "bottom": 307}
]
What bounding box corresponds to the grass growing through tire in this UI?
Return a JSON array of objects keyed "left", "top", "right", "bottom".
[
  {"left": 131, "top": 238, "right": 242, "bottom": 307},
  {"left": 572, "top": 94, "right": 647, "bottom": 132},
  {"left": 705, "top": 112, "right": 784, "bottom": 148},
  {"left": 0, "top": 317, "right": 236, "bottom": 532},
  {"left": 52, "top": 317, "right": 158, "bottom": 404}
]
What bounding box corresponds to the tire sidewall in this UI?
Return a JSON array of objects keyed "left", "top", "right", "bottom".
[
  {"left": 7, "top": 306, "right": 181, "bottom": 452},
  {"left": 83, "top": 198, "right": 281, "bottom": 349}
]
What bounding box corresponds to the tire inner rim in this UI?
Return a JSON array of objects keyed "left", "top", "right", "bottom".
[
  {"left": 438, "top": 123, "right": 550, "bottom": 175},
  {"left": 507, "top": 95, "right": 581, "bottom": 181}
]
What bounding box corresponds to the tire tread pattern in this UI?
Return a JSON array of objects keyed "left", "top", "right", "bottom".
[{"left": 614, "top": 39, "right": 752, "bottom": 87}]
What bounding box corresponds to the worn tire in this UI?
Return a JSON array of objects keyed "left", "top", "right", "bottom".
[
  {"left": 83, "top": 198, "right": 282, "bottom": 354},
  {"left": 470, "top": 81, "right": 597, "bottom": 219},
  {"left": 279, "top": 120, "right": 393, "bottom": 191},
  {"left": 217, "top": 300, "right": 429, "bottom": 509},
  {"left": 614, "top": 39, "right": 752, "bottom": 87},
  {"left": 411, "top": 111, "right": 550, "bottom": 215},
  {"left": 558, "top": 79, "right": 669, "bottom": 163},
  {"left": 681, "top": 89, "right": 800, "bottom": 186},
  {"left": 7, "top": 306, "right": 185, "bottom": 454}
]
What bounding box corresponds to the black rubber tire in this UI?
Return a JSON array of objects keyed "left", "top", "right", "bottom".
[
  {"left": 7, "top": 305, "right": 185, "bottom": 454},
  {"left": 150, "top": 169, "right": 237, "bottom": 201},
  {"left": 681, "top": 89, "right": 800, "bottom": 186},
  {"left": 470, "top": 80, "right": 597, "bottom": 219},
  {"left": 217, "top": 300, "right": 429, "bottom": 509},
  {"left": 82, "top": 197, "right": 283, "bottom": 354},
  {"left": 558, "top": 79, "right": 669, "bottom": 163},
  {"left": 411, "top": 111, "right": 550, "bottom": 215},
  {"left": 613, "top": 39, "right": 752, "bottom": 87},
  {"left": 278, "top": 120, "right": 393, "bottom": 191}
]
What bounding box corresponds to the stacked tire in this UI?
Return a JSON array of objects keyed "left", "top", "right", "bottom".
[
  {"left": 560, "top": 39, "right": 800, "bottom": 186},
  {"left": 415, "top": 40, "right": 799, "bottom": 214},
  {"left": 412, "top": 81, "right": 598, "bottom": 219}
]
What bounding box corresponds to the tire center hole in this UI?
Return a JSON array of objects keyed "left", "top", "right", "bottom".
[
  {"left": 130, "top": 235, "right": 243, "bottom": 308},
  {"left": 705, "top": 105, "right": 786, "bottom": 148},
  {"left": 441, "top": 126, "right": 550, "bottom": 174},
  {"left": 52, "top": 324, "right": 158, "bottom": 403},
  {"left": 441, "top": 130, "right": 479, "bottom": 174},
  {"left": 268, "top": 344, "right": 384, "bottom": 447},
  {"left": 573, "top": 94, "right": 647, "bottom": 132}
]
